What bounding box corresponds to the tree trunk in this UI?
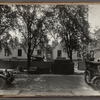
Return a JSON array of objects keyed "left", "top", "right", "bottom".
[
  {"left": 67, "top": 48, "right": 73, "bottom": 62},
  {"left": 27, "top": 54, "right": 31, "bottom": 72},
  {"left": 27, "top": 25, "right": 32, "bottom": 72},
  {"left": 27, "top": 41, "right": 31, "bottom": 72},
  {"left": 69, "top": 51, "right": 72, "bottom": 61}
]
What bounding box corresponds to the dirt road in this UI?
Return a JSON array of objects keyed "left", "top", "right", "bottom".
[{"left": 0, "top": 74, "right": 100, "bottom": 96}]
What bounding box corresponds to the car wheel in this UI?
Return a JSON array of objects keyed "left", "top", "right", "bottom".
[
  {"left": 7, "top": 77, "right": 14, "bottom": 85},
  {"left": 92, "top": 78, "right": 100, "bottom": 90},
  {"left": 85, "top": 71, "right": 91, "bottom": 85},
  {"left": 0, "top": 77, "right": 6, "bottom": 89}
]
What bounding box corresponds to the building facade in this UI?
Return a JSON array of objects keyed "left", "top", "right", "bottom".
[
  {"left": 52, "top": 44, "right": 78, "bottom": 60},
  {"left": 0, "top": 43, "right": 79, "bottom": 61},
  {"left": 0, "top": 46, "right": 45, "bottom": 60}
]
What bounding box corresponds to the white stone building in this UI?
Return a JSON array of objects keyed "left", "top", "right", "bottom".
[
  {"left": 0, "top": 42, "right": 78, "bottom": 61},
  {"left": 52, "top": 43, "right": 78, "bottom": 60},
  {"left": 0, "top": 46, "right": 45, "bottom": 60}
]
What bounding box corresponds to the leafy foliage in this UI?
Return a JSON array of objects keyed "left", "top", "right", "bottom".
[
  {"left": 53, "top": 5, "right": 91, "bottom": 60},
  {"left": 7, "top": 5, "right": 52, "bottom": 70},
  {"left": 0, "top": 5, "right": 17, "bottom": 53}
]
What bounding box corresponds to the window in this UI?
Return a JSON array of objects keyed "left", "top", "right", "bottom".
[
  {"left": 57, "top": 50, "right": 62, "bottom": 57},
  {"left": 18, "top": 49, "right": 22, "bottom": 56},
  {"left": 37, "top": 50, "right": 42, "bottom": 56},
  {"left": 4, "top": 49, "right": 10, "bottom": 56}
]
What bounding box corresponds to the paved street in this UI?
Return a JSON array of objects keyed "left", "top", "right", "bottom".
[{"left": 0, "top": 74, "right": 100, "bottom": 97}]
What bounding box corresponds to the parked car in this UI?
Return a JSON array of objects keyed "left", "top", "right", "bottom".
[
  {"left": 31, "top": 56, "right": 44, "bottom": 61},
  {"left": 85, "top": 61, "right": 100, "bottom": 90},
  {"left": 0, "top": 68, "right": 14, "bottom": 89}
]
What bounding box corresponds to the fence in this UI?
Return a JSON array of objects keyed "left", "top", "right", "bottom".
[
  {"left": 0, "top": 60, "right": 74, "bottom": 74},
  {"left": 0, "top": 60, "right": 27, "bottom": 69}
]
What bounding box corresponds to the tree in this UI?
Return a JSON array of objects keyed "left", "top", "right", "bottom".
[
  {"left": 0, "top": 5, "right": 17, "bottom": 52},
  {"left": 91, "top": 29, "right": 100, "bottom": 52},
  {"left": 9, "top": 5, "right": 51, "bottom": 71},
  {"left": 53, "top": 5, "right": 91, "bottom": 61}
]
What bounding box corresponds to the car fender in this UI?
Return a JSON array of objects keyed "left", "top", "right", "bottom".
[
  {"left": 91, "top": 76, "right": 100, "bottom": 84},
  {"left": 0, "top": 74, "right": 6, "bottom": 80}
]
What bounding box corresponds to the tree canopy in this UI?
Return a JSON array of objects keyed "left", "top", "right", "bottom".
[
  {"left": 0, "top": 4, "right": 92, "bottom": 65},
  {"left": 7, "top": 5, "right": 53, "bottom": 70},
  {"left": 0, "top": 5, "right": 17, "bottom": 52},
  {"left": 52, "top": 5, "right": 92, "bottom": 60}
]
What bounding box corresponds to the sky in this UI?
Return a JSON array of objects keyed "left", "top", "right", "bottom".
[{"left": 88, "top": 4, "right": 100, "bottom": 33}]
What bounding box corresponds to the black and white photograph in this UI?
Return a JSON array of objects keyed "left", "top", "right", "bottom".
[{"left": 0, "top": 4, "right": 100, "bottom": 97}]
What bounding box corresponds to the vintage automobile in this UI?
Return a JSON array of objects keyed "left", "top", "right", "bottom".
[
  {"left": 31, "top": 56, "right": 44, "bottom": 61},
  {"left": 0, "top": 69, "right": 14, "bottom": 89},
  {"left": 85, "top": 61, "right": 100, "bottom": 90}
]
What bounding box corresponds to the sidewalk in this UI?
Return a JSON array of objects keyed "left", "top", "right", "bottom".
[{"left": 74, "top": 66, "right": 85, "bottom": 75}]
